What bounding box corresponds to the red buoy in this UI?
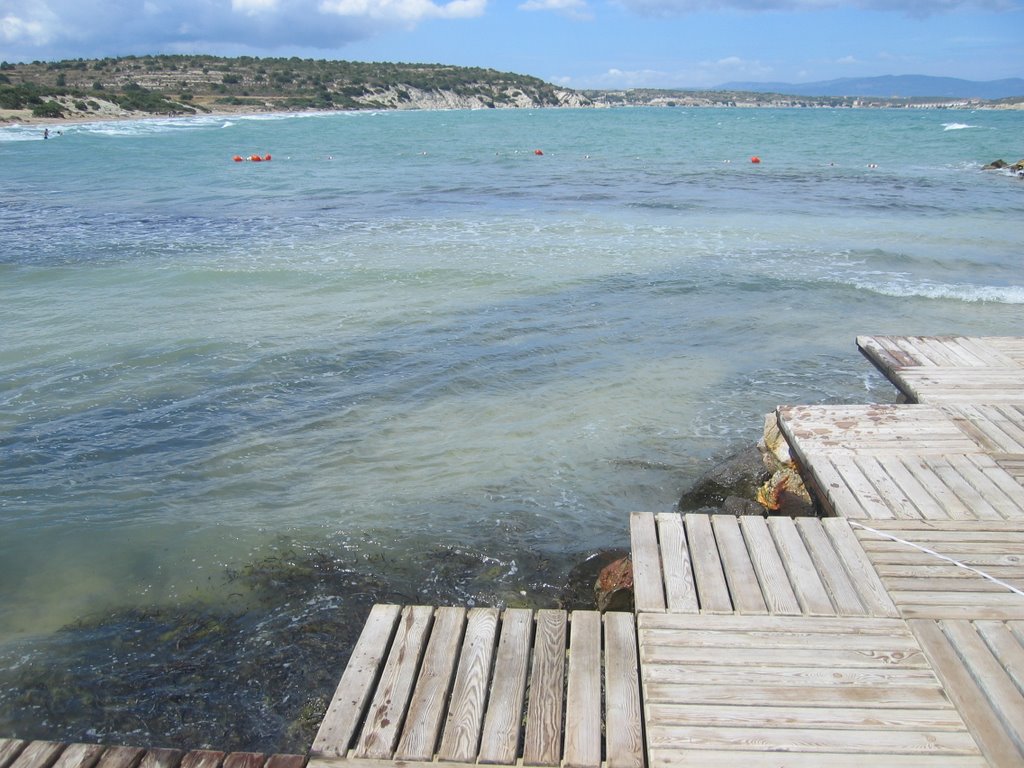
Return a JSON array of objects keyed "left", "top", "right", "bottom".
[
  {"left": 263, "top": 154, "right": 272, "bottom": 161},
  {"left": 232, "top": 155, "right": 243, "bottom": 162},
  {"left": 250, "top": 154, "right": 262, "bottom": 162},
  {"left": 534, "top": 149, "right": 544, "bottom": 156},
  {"left": 750, "top": 156, "right": 761, "bottom": 164}
]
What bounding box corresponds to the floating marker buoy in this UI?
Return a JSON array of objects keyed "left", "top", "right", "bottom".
[
  {"left": 250, "top": 154, "right": 262, "bottom": 162},
  {"left": 233, "top": 155, "right": 243, "bottom": 162},
  {"left": 750, "top": 156, "right": 761, "bottom": 164},
  {"left": 263, "top": 154, "right": 272, "bottom": 161},
  {"left": 534, "top": 149, "right": 544, "bottom": 156}
]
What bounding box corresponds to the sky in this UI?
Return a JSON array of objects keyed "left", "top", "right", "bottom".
[{"left": 2, "top": 0, "right": 1022, "bottom": 89}]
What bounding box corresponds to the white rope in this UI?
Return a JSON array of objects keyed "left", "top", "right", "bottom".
[{"left": 850, "top": 520, "right": 1024, "bottom": 598}]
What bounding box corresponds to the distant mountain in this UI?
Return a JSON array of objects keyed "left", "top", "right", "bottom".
[{"left": 715, "top": 75, "right": 1024, "bottom": 100}]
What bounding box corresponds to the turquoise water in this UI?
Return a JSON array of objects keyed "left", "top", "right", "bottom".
[{"left": 1, "top": 107, "right": 1022, "bottom": 748}]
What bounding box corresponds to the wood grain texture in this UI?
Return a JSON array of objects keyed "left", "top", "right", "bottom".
[{"left": 522, "top": 610, "right": 567, "bottom": 766}]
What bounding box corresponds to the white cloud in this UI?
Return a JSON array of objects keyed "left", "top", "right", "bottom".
[
  {"left": 837, "top": 55, "right": 858, "bottom": 63},
  {"left": 518, "top": 0, "right": 592, "bottom": 19},
  {"left": 318, "top": 0, "right": 486, "bottom": 21},
  {"left": 612, "top": 0, "right": 1019, "bottom": 15},
  {"left": 0, "top": 0, "right": 486, "bottom": 61}
]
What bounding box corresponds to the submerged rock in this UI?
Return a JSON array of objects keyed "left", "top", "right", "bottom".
[
  {"left": 983, "top": 159, "right": 1008, "bottom": 170},
  {"left": 561, "top": 549, "right": 629, "bottom": 610},
  {"left": 595, "top": 556, "right": 634, "bottom": 613},
  {"left": 677, "top": 445, "right": 770, "bottom": 513}
]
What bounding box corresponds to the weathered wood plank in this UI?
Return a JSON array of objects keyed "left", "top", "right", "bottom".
[
  {"left": 312, "top": 603, "right": 403, "bottom": 757},
  {"left": 478, "top": 608, "right": 532, "bottom": 765},
  {"left": 642, "top": 681, "right": 953, "bottom": 708},
  {"left": 684, "top": 513, "right": 731, "bottom": 613},
  {"left": 738, "top": 515, "right": 802, "bottom": 615},
  {"left": 261, "top": 757, "right": 305, "bottom": 768},
  {"left": 910, "top": 619, "right": 1024, "bottom": 767},
  {"left": 522, "top": 610, "right": 567, "bottom": 767},
  {"left": 219, "top": 755, "right": 263, "bottom": 768},
  {"left": 603, "top": 612, "right": 643, "bottom": 768},
  {"left": 564, "top": 611, "right": 601, "bottom": 768},
  {"left": 10, "top": 745, "right": 65, "bottom": 768},
  {"left": 137, "top": 752, "right": 183, "bottom": 768},
  {"left": 710, "top": 515, "right": 767, "bottom": 615},
  {"left": 768, "top": 517, "right": 834, "bottom": 614},
  {"left": 822, "top": 517, "right": 899, "bottom": 617},
  {"left": 975, "top": 620, "right": 1024, "bottom": 695},
  {"left": 630, "top": 512, "right": 665, "bottom": 612},
  {"left": 178, "top": 751, "right": 225, "bottom": 768},
  {"left": 655, "top": 512, "right": 698, "bottom": 613},
  {"left": 796, "top": 518, "right": 866, "bottom": 616},
  {"left": 47, "top": 746, "right": 104, "bottom": 768},
  {"left": 646, "top": 702, "right": 968, "bottom": 729},
  {"left": 652, "top": 749, "right": 987, "bottom": 767},
  {"left": 95, "top": 748, "right": 146, "bottom": 768},
  {"left": 355, "top": 605, "right": 434, "bottom": 759},
  {"left": 436, "top": 607, "right": 499, "bottom": 763},
  {"left": 395, "top": 606, "right": 467, "bottom": 761},
  {"left": 0, "top": 743, "right": 27, "bottom": 768}
]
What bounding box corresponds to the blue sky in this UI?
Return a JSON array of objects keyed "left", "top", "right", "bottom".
[{"left": 2, "top": 0, "right": 1021, "bottom": 89}]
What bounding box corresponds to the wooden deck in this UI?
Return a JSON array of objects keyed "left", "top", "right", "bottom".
[
  {"left": 7, "top": 336, "right": 1024, "bottom": 767},
  {"left": 0, "top": 740, "right": 305, "bottom": 768}
]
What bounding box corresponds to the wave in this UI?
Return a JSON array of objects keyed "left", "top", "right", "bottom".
[
  {"left": 851, "top": 276, "right": 1024, "bottom": 304},
  {"left": 942, "top": 122, "right": 976, "bottom": 131}
]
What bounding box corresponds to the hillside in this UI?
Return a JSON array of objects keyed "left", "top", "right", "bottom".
[
  {"left": 0, "top": 55, "right": 588, "bottom": 121},
  {"left": 718, "top": 75, "right": 1024, "bottom": 100}
]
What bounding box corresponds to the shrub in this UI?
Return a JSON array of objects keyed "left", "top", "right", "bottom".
[{"left": 32, "top": 101, "right": 64, "bottom": 118}]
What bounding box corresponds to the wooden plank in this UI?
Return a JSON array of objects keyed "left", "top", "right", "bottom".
[
  {"left": 642, "top": 662, "right": 941, "bottom": 687},
  {"left": 975, "top": 620, "right": 1024, "bottom": 694},
  {"left": 178, "top": 752, "right": 224, "bottom": 768},
  {"left": 645, "top": 724, "right": 980, "bottom": 754},
  {"left": 436, "top": 607, "right": 500, "bottom": 763},
  {"left": 768, "top": 517, "right": 834, "bottom": 614},
  {"left": 822, "top": 517, "right": 899, "bottom": 617},
  {"left": 710, "top": 515, "right": 767, "bottom": 615},
  {"left": 910, "top": 619, "right": 1024, "bottom": 766},
  {"left": 95, "top": 749, "right": 146, "bottom": 768},
  {"left": 522, "top": 610, "right": 568, "bottom": 767},
  {"left": 478, "top": 608, "right": 533, "bottom": 765},
  {"left": 10, "top": 744, "right": 65, "bottom": 768},
  {"left": 137, "top": 753, "right": 183, "bottom": 768},
  {"left": 796, "top": 518, "right": 866, "bottom": 616},
  {"left": 656, "top": 512, "right": 698, "bottom": 613},
  {"left": 684, "top": 514, "right": 732, "bottom": 613},
  {"left": 312, "top": 603, "right": 403, "bottom": 757},
  {"left": 738, "top": 515, "right": 802, "bottom": 615},
  {"left": 355, "top": 605, "right": 435, "bottom": 759},
  {"left": 220, "top": 756, "right": 263, "bottom": 768},
  {"left": 629, "top": 512, "right": 665, "bottom": 612},
  {"left": 262, "top": 758, "right": 305, "bottom": 768},
  {"left": 646, "top": 702, "right": 968, "bottom": 729},
  {"left": 564, "top": 612, "right": 601, "bottom": 768},
  {"left": 47, "top": 747, "right": 104, "bottom": 768},
  {"left": 0, "top": 743, "right": 27, "bottom": 768},
  {"left": 643, "top": 681, "right": 953, "bottom": 708},
  {"left": 395, "top": 606, "right": 467, "bottom": 761},
  {"left": 652, "top": 749, "right": 987, "bottom": 767},
  {"left": 603, "top": 612, "right": 643, "bottom": 768},
  {"left": 941, "top": 620, "right": 1024, "bottom": 752}
]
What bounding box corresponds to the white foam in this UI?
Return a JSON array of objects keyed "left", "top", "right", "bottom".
[
  {"left": 854, "top": 277, "right": 1024, "bottom": 304},
  {"left": 942, "top": 122, "right": 975, "bottom": 131}
]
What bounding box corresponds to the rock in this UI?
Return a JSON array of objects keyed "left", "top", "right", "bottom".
[
  {"left": 561, "top": 549, "right": 628, "bottom": 610},
  {"left": 677, "top": 445, "right": 770, "bottom": 512},
  {"left": 758, "top": 411, "right": 794, "bottom": 472},
  {"left": 722, "top": 495, "right": 768, "bottom": 516},
  {"left": 595, "top": 556, "right": 634, "bottom": 613},
  {"left": 757, "top": 467, "right": 816, "bottom": 517},
  {"left": 983, "top": 159, "right": 1008, "bottom": 170}
]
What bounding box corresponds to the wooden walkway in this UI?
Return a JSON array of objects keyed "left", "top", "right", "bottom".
[
  {"left": 7, "top": 336, "right": 1024, "bottom": 767},
  {"left": 0, "top": 740, "right": 305, "bottom": 768}
]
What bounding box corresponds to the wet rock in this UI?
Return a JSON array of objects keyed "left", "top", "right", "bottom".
[
  {"left": 595, "top": 556, "right": 634, "bottom": 613},
  {"left": 758, "top": 411, "right": 795, "bottom": 472},
  {"left": 561, "top": 549, "right": 628, "bottom": 610},
  {"left": 983, "top": 159, "right": 1008, "bottom": 170},
  {"left": 677, "top": 445, "right": 770, "bottom": 512},
  {"left": 722, "top": 495, "right": 768, "bottom": 517},
  {"left": 757, "top": 467, "right": 816, "bottom": 517}
]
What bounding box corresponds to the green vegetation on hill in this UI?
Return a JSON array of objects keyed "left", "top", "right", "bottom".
[{"left": 0, "top": 55, "right": 574, "bottom": 116}]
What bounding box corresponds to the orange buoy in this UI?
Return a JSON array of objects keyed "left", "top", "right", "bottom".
[
  {"left": 232, "top": 155, "right": 243, "bottom": 162},
  {"left": 534, "top": 149, "right": 544, "bottom": 156},
  {"left": 250, "top": 154, "right": 262, "bottom": 162},
  {"left": 750, "top": 156, "right": 761, "bottom": 164},
  {"left": 263, "top": 154, "right": 272, "bottom": 161}
]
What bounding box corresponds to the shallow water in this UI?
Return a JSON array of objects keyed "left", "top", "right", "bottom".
[{"left": 1, "top": 106, "right": 1022, "bottom": 748}]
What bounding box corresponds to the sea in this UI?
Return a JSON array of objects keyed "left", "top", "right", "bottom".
[{"left": 1, "top": 106, "right": 1022, "bottom": 750}]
